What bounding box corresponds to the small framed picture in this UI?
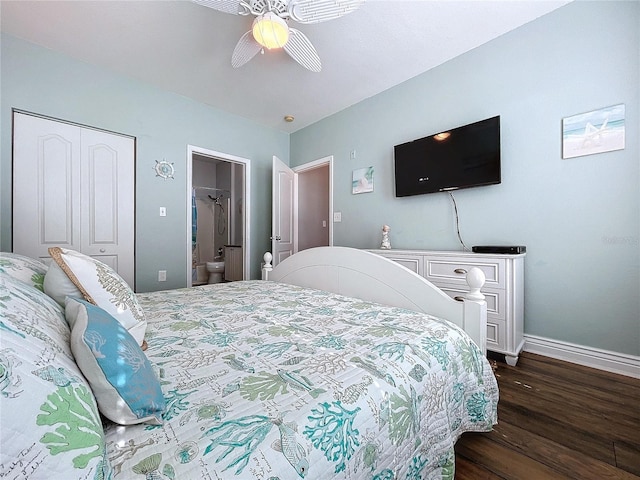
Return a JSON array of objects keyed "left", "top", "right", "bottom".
[
  {"left": 562, "top": 104, "right": 625, "bottom": 159},
  {"left": 352, "top": 166, "right": 374, "bottom": 194}
]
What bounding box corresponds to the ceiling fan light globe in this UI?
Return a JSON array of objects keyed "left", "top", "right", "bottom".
[{"left": 252, "top": 12, "right": 289, "bottom": 49}]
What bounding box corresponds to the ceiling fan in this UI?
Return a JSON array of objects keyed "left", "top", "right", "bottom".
[{"left": 192, "top": 0, "right": 365, "bottom": 72}]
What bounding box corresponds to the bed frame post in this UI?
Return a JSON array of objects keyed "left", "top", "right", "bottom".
[
  {"left": 464, "top": 267, "right": 487, "bottom": 354},
  {"left": 262, "top": 252, "right": 273, "bottom": 280}
]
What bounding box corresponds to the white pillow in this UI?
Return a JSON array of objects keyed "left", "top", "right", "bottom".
[{"left": 44, "top": 247, "right": 147, "bottom": 346}]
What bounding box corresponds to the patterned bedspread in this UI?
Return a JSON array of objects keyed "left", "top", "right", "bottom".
[{"left": 105, "top": 280, "right": 498, "bottom": 479}]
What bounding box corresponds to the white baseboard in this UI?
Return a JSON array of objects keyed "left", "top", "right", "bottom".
[{"left": 523, "top": 334, "right": 640, "bottom": 379}]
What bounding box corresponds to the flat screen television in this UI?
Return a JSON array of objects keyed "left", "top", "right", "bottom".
[{"left": 394, "top": 116, "right": 501, "bottom": 197}]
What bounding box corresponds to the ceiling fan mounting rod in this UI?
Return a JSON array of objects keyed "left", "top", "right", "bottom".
[{"left": 238, "top": 0, "right": 290, "bottom": 17}]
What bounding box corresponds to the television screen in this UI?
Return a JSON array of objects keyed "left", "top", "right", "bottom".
[{"left": 394, "top": 116, "right": 501, "bottom": 197}]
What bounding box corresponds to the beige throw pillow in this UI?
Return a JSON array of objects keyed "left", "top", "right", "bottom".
[{"left": 44, "top": 247, "right": 147, "bottom": 346}]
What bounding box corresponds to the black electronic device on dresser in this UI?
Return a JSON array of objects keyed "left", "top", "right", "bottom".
[{"left": 472, "top": 245, "right": 526, "bottom": 254}]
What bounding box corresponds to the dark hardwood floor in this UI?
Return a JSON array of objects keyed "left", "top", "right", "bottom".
[{"left": 455, "top": 352, "right": 640, "bottom": 479}]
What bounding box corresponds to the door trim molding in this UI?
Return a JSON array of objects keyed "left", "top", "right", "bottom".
[
  {"left": 12, "top": 108, "right": 135, "bottom": 139},
  {"left": 186, "top": 145, "right": 251, "bottom": 285}
]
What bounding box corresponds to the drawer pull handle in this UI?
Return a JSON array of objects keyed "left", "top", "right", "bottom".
[
  {"left": 454, "top": 268, "right": 467, "bottom": 274},
  {"left": 454, "top": 296, "right": 465, "bottom": 302}
]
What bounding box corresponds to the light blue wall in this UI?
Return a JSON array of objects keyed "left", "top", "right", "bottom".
[
  {"left": 1, "top": 34, "right": 288, "bottom": 290},
  {"left": 291, "top": 1, "right": 640, "bottom": 356}
]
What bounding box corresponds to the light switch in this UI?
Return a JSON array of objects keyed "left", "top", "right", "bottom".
[
  {"left": 333, "top": 212, "right": 342, "bottom": 222},
  {"left": 159, "top": 207, "right": 166, "bottom": 217}
]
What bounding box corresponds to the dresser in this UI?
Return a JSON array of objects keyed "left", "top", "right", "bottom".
[{"left": 369, "top": 249, "right": 525, "bottom": 365}]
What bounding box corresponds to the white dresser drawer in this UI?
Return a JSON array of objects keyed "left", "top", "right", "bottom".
[
  {"left": 436, "top": 283, "right": 506, "bottom": 321},
  {"left": 424, "top": 256, "right": 505, "bottom": 289},
  {"left": 486, "top": 319, "right": 506, "bottom": 351},
  {"left": 377, "top": 253, "right": 423, "bottom": 276}
]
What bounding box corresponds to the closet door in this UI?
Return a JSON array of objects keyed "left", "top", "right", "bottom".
[
  {"left": 79, "top": 128, "right": 135, "bottom": 284},
  {"left": 12, "top": 112, "right": 135, "bottom": 287}
]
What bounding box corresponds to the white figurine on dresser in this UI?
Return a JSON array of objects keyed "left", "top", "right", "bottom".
[
  {"left": 369, "top": 248, "right": 525, "bottom": 366},
  {"left": 380, "top": 225, "right": 391, "bottom": 249}
]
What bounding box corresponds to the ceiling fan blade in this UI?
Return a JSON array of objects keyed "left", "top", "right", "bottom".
[
  {"left": 191, "top": 0, "right": 245, "bottom": 15},
  {"left": 288, "top": 0, "right": 365, "bottom": 24},
  {"left": 231, "top": 31, "right": 262, "bottom": 68},
  {"left": 284, "top": 28, "right": 322, "bottom": 72}
]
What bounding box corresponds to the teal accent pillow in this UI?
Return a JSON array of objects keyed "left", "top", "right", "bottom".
[{"left": 66, "top": 298, "right": 165, "bottom": 425}]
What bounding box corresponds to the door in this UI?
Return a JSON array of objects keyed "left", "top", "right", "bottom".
[
  {"left": 272, "top": 156, "right": 296, "bottom": 267},
  {"left": 12, "top": 112, "right": 135, "bottom": 286}
]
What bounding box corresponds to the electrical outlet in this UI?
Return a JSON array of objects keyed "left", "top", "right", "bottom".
[{"left": 158, "top": 270, "right": 166, "bottom": 281}]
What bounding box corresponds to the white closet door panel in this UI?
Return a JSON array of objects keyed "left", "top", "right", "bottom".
[
  {"left": 88, "top": 144, "right": 118, "bottom": 244},
  {"left": 40, "top": 134, "right": 76, "bottom": 244},
  {"left": 13, "top": 113, "right": 81, "bottom": 260},
  {"left": 80, "top": 128, "right": 135, "bottom": 287}
]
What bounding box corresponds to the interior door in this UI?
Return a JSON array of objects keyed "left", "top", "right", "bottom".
[
  {"left": 12, "top": 112, "right": 135, "bottom": 286},
  {"left": 271, "top": 156, "right": 296, "bottom": 267}
]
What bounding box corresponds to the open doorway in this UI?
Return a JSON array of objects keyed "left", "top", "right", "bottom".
[
  {"left": 186, "top": 145, "right": 251, "bottom": 286},
  {"left": 271, "top": 155, "right": 333, "bottom": 267},
  {"left": 295, "top": 158, "right": 332, "bottom": 251}
]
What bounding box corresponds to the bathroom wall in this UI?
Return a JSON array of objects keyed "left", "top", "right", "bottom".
[
  {"left": 213, "top": 162, "right": 232, "bottom": 256},
  {"left": 232, "top": 162, "right": 244, "bottom": 246},
  {"left": 193, "top": 158, "right": 218, "bottom": 265}
]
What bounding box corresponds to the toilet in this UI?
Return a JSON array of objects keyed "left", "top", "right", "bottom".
[{"left": 205, "top": 260, "right": 225, "bottom": 284}]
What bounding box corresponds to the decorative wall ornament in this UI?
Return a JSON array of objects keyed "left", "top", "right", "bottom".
[
  {"left": 154, "top": 160, "right": 175, "bottom": 179},
  {"left": 352, "top": 166, "right": 374, "bottom": 194},
  {"left": 562, "top": 104, "right": 625, "bottom": 159}
]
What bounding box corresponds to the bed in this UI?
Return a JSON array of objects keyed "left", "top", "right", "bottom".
[{"left": 0, "top": 247, "right": 498, "bottom": 480}]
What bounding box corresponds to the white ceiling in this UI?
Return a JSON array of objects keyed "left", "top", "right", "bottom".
[{"left": 1, "top": 0, "right": 571, "bottom": 133}]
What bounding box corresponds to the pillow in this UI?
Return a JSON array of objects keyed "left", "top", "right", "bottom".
[
  {"left": 0, "top": 251, "right": 48, "bottom": 291},
  {"left": 0, "top": 272, "right": 111, "bottom": 478},
  {"left": 65, "top": 297, "right": 165, "bottom": 425},
  {"left": 44, "top": 247, "right": 147, "bottom": 346}
]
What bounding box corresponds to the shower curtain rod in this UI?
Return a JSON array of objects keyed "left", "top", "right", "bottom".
[{"left": 193, "top": 186, "right": 230, "bottom": 193}]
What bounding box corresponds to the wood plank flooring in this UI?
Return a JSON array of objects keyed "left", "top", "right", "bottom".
[{"left": 455, "top": 352, "right": 640, "bottom": 479}]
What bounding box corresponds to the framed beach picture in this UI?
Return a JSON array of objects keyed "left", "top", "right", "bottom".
[
  {"left": 562, "top": 104, "right": 625, "bottom": 159},
  {"left": 352, "top": 166, "right": 374, "bottom": 194}
]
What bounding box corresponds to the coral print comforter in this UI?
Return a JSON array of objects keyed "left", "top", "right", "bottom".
[{"left": 105, "top": 280, "right": 498, "bottom": 480}]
